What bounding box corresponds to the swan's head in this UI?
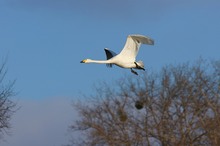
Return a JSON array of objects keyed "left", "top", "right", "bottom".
[{"left": 80, "top": 59, "right": 91, "bottom": 63}]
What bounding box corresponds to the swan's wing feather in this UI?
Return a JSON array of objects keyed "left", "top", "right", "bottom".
[
  {"left": 131, "top": 35, "right": 154, "bottom": 45},
  {"left": 119, "top": 35, "right": 154, "bottom": 60},
  {"left": 104, "top": 48, "right": 117, "bottom": 59},
  {"left": 104, "top": 48, "right": 117, "bottom": 67}
]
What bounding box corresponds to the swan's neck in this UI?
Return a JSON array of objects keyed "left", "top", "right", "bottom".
[{"left": 87, "top": 59, "right": 111, "bottom": 64}]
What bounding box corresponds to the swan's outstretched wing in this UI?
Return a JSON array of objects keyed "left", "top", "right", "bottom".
[
  {"left": 104, "top": 48, "right": 117, "bottom": 67},
  {"left": 119, "top": 35, "right": 154, "bottom": 60}
]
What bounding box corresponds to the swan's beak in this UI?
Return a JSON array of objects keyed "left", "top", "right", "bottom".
[{"left": 80, "top": 59, "right": 86, "bottom": 63}]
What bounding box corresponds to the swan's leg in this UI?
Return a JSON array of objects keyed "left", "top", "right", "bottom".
[
  {"left": 131, "top": 68, "right": 138, "bottom": 75},
  {"left": 134, "top": 62, "right": 145, "bottom": 71}
]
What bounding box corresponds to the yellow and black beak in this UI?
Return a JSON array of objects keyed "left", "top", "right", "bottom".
[{"left": 80, "top": 59, "right": 86, "bottom": 63}]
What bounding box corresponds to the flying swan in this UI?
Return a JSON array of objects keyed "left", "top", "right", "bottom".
[{"left": 80, "top": 34, "right": 154, "bottom": 75}]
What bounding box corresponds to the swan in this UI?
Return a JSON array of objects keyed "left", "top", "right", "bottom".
[{"left": 80, "top": 34, "right": 154, "bottom": 75}]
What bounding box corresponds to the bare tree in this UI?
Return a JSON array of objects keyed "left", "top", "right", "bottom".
[
  {"left": 69, "top": 60, "right": 220, "bottom": 146},
  {"left": 0, "top": 61, "right": 16, "bottom": 140}
]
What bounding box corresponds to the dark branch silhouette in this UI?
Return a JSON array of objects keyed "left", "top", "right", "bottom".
[
  {"left": 0, "top": 61, "right": 16, "bottom": 140},
  {"left": 68, "top": 60, "right": 220, "bottom": 146}
]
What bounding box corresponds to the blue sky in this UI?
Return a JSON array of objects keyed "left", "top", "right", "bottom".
[{"left": 0, "top": 0, "right": 220, "bottom": 146}]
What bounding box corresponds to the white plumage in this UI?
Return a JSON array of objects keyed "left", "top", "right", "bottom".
[{"left": 80, "top": 34, "right": 154, "bottom": 75}]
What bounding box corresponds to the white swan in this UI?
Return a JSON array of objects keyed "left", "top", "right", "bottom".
[{"left": 80, "top": 34, "right": 154, "bottom": 75}]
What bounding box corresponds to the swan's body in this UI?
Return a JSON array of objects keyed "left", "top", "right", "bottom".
[{"left": 80, "top": 34, "right": 154, "bottom": 75}]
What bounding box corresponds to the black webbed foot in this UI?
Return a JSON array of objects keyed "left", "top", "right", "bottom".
[
  {"left": 131, "top": 68, "right": 138, "bottom": 75},
  {"left": 134, "top": 62, "right": 145, "bottom": 71}
]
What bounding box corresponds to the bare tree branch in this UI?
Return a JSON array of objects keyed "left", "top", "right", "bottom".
[
  {"left": 68, "top": 59, "right": 220, "bottom": 146},
  {"left": 0, "top": 60, "right": 16, "bottom": 140}
]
